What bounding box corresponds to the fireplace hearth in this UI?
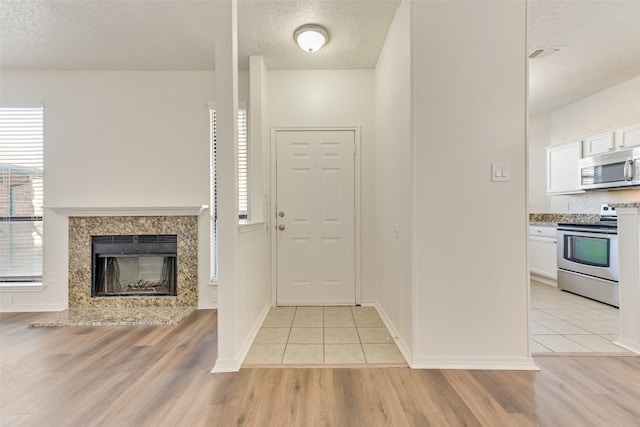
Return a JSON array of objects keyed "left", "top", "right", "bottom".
[{"left": 92, "top": 235, "right": 177, "bottom": 297}]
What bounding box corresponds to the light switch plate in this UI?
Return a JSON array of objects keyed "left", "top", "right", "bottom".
[{"left": 491, "top": 162, "right": 511, "bottom": 182}]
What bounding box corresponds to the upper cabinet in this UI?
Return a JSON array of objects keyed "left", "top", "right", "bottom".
[
  {"left": 546, "top": 121, "right": 640, "bottom": 195},
  {"left": 547, "top": 140, "right": 584, "bottom": 195},
  {"left": 583, "top": 131, "right": 614, "bottom": 156},
  {"left": 615, "top": 122, "right": 640, "bottom": 150},
  {"left": 582, "top": 121, "right": 640, "bottom": 156}
]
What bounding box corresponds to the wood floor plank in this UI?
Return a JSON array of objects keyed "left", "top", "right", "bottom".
[{"left": 2, "top": 311, "right": 640, "bottom": 427}]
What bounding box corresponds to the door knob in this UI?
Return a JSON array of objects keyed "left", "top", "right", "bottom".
[
  {"left": 278, "top": 224, "right": 286, "bottom": 231},
  {"left": 279, "top": 211, "right": 285, "bottom": 217}
]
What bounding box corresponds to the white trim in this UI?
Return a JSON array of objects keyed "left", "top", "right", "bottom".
[
  {"left": 208, "top": 102, "right": 248, "bottom": 110},
  {"left": 0, "top": 303, "right": 66, "bottom": 313},
  {"left": 364, "top": 300, "right": 413, "bottom": 365},
  {"left": 612, "top": 337, "right": 640, "bottom": 355},
  {"left": 411, "top": 356, "right": 539, "bottom": 371},
  {"left": 47, "top": 206, "right": 208, "bottom": 217},
  {"left": 270, "top": 126, "right": 362, "bottom": 306},
  {"left": 198, "top": 302, "right": 218, "bottom": 310},
  {"left": 0, "top": 282, "right": 46, "bottom": 292},
  {"left": 210, "top": 358, "right": 241, "bottom": 373},
  {"left": 529, "top": 273, "right": 557, "bottom": 287},
  {"left": 211, "top": 300, "right": 271, "bottom": 373},
  {"left": 199, "top": 282, "right": 218, "bottom": 309},
  {"left": 238, "top": 221, "right": 266, "bottom": 233}
]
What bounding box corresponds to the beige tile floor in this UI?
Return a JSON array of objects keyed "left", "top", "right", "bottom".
[
  {"left": 530, "top": 280, "right": 630, "bottom": 354},
  {"left": 244, "top": 306, "right": 407, "bottom": 366}
]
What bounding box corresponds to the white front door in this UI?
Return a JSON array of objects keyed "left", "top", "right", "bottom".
[{"left": 275, "top": 129, "right": 356, "bottom": 305}]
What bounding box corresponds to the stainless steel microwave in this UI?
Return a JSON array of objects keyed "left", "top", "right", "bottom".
[{"left": 579, "top": 147, "right": 640, "bottom": 190}]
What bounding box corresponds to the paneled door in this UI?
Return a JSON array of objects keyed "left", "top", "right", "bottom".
[{"left": 275, "top": 130, "right": 356, "bottom": 305}]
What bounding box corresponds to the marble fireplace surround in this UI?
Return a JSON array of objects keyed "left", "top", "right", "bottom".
[{"left": 62, "top": 208, "right": 201, "bottom": 308}]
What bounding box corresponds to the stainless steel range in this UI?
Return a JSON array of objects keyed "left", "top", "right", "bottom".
[{"left": 557, "top": 204, "right": 619, "bottom": 307}]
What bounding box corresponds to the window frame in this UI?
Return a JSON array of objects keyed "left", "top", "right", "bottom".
[
  {"left": 209, "top": 103, "right": 249, "bottom": 282},
  {"left": 0, "top": 106, "right": 45, "bottom": 288}
]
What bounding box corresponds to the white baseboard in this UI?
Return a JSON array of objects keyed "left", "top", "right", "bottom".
[
  {"left": 411, "top": 356, "right": 539, "bottom": 371},
  {"left": 210, "top": 301, "right": 271, "bottom": 374},
  {"left": 0, "top": 304, "right": 66, "bottom": 313},
  {"left": 362, "top": 300, "right": 412, "bottom": 365},
  {"left": 210, "top": 358, "right": 241, "bottom": 373},
  {"left": 198, "top": 302, "right": 218, "bottom": 310},
  {"left": 362, "top": 301, "right": 539, "bottom": 371},
  {"left": 613, "top": 337, "right": 640, "bottom": 355},
  {"left": 529, "top": 272, "right": 557, "bottom": 287}
]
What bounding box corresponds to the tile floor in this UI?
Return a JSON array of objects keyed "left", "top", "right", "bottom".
[
  {"left": 245, "top": 283, "right": 628, "bottom": 365},
  {"left": 244, "top": 306, "right": 407, "bottom": 366},
  {"left": 530, "top": 280, "right": 630, "bottom": 354}
]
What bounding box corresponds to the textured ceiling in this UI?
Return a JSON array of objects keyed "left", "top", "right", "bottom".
[
  {"left": 1, "top": 0, "right": 639, "bottom": 114},
  {"left": 0, "top": 0, "right": 218, "bottom": 70},
  {"left": 0, "top": 0, "right": 399, "bottom": 70},
  {"left": 237, "top": 0, "right": 399, "bottom": 70},
  {"left": 527, "top": 0, "right": 640, "bottom": 114}
]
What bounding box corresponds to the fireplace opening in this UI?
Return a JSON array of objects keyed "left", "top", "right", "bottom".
[{"left": 91, "top": 235, "right": 178, "bottom": 297}]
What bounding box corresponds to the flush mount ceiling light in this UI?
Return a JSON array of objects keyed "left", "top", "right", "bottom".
[
  {"left": 294, "top": 24, "right": 329, "bottom": 53},
  {"left": 529, "top": 47, "right": 562, "bottom": 59}
]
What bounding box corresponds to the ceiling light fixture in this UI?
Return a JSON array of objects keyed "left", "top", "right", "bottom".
[{"left": 294, "top": 24, "right": 329, "bottom": 53}]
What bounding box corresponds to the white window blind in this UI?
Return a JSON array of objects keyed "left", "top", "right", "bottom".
[
  {"left": 237, "top": 109, "right": 249, "bottom": 220},
  {"left": 209, "top": 107, "right": 248, "bottom": 281},
  {"left": 0, "top": 107, "right": 44, "bottom": 282},
  {"left": 209, "top": 109, "right": 218, "bottom": 280}
]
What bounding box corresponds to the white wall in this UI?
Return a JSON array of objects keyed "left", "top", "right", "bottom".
[
  {"left": 550, "top": 75, "right": 640, "bottom": 145},
  {"left": 411, "top": 1, "right": 533, "bottom": 369},
  {"left": 373, "top": 1, "right": 413, "bottom": 358},
  {"left": 529, "top": 75, "right": 640, "bottom": 214},
  {"left": 528, "top": 113, "right": 551, "bottom": 212},
  {"left": 267, "top": 69, "right": 376, "bottom": 302},
  {"left": 0, "top": 69, "right": 249, "bottom": 311}
]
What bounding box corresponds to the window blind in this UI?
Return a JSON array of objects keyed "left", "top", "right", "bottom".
[
  {"left": 209, "top": 109, "right": 218, "bottom": 281},
  {"left": 209, "top": 107, "right": 248, "bottom": 281},
  {"left": 237, "top": 109, "right": 248, "bottom": 220},
  {"left": 0, "top": 107, "right": 44, "bottom": 282}
]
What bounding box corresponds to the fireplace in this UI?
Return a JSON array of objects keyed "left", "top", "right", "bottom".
[
  {"left": 91, "top": 235, "right": 178, "bottom": 297},
  {"left": 66, "top": 214, "right": 197, "bottom": 308}
]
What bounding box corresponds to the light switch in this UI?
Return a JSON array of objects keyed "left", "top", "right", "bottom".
[{"left": 491, "top": 162, "right": 511, "bottom": 182}]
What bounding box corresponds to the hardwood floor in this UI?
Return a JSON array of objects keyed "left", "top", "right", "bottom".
[{"left": 2, "top": 310, "right": 640, "bottom": 427}]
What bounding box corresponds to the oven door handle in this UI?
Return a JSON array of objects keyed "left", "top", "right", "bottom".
[
  {"left": 557, "top": 227, "right": 617, "bottom": 234},
  {"left": 566, "top": 236, "right": 572, "bottom": 260},
  {"left": 624, "top": 159, "right": 634, "bottom": 181}
]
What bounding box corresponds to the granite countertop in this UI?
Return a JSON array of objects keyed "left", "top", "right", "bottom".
[
  {"left": 610, "top": 203, "right": 640, "bottom": 208},
  {"left": 529, "top": 213, "right": 600, "bottom": 227},
  {"left": 530, "top": 203, "right": 640, "bottom": 226}
]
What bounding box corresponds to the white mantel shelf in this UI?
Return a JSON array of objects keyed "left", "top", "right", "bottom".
[{"left": 47, "top": 206, "right": 208, "bottom": 217}]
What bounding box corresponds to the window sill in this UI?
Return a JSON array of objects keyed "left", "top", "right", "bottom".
[
  {"left": 0, "top": 282, "right": 46, "bottom": 292},
  {"left": 238, "top": 221, "right": 267, "bottom": 233}
]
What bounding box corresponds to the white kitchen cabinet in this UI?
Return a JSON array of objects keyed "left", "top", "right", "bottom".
[
  {"left": 529, "top": 225, "right": 557, "bottom": 285},
  {"left": 582, "top": 131, "right": 615, "bottom": 157},
  {"left": 615, "top": 122, "right": 640, "bottom": 150},
  {"left": 546, "top": 140, "right": 584, "bottom": 195},
  {"left": 581, "top": 122, "right": 640, "bottom": 157}
]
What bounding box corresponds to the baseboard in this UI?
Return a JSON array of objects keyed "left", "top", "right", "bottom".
[
  {"left": 613, "top": 337, "right": 640, "bottom": 355},
  {"left": 529, "top": 272, "right": 557, "bottom": 287},
  {"left": 411, "top": 356, "right": 539, "bottom": 371},
  {"left": 198, "top": 283, "right": 217, "bottom": 310},
  {"left": 362, "top": 300, "right": 412, "bottom": 365},
  {"left": 210, "top": 358, "right": 241, "bottom": 373},
  {"left": 0, "top": 304, "right": 66, "bottom": 313},
  {"left": 198, "top": 302, "right": 218, "bottom": 310},
  {"left": 210, "top": 300, "right": 271, "bottom": 374}
]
